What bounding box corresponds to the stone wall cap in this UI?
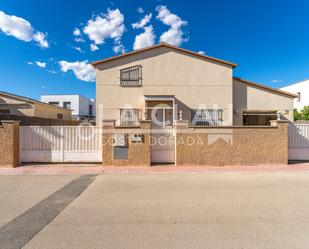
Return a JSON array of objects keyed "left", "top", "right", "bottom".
[
  {"left": 270, "top": 120, "right": 290, "bottom": 123},
  {"left": 115, "top": 125, "right": 141, "bottom": 129},
  {"left": 188, "top": 125, "right": 278, "bottom": 129},
  {"left": 102, "top": 119, "right": 116, "bottom": 122},
  {"left": 139, "top": 120, "right": 151, "bottom": 123},
  {"left": 0, "top": 120, "right": 20, "bottom": 124}
]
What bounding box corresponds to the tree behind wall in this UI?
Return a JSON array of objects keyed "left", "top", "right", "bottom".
[{"left": 294, "top": 106, "right": 309, "bottom": 121}]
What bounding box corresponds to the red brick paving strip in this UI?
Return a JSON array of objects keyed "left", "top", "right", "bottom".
[{"left": 1, "top": 164, "right": 309, "bottom": 175}]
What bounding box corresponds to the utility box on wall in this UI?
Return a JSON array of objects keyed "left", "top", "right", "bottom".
[
  {"left": 112, "top": 133, "right": 127, "bottom": 147},
  {"left": 131, "top": 134, "right": 143, "bottom": 143}
]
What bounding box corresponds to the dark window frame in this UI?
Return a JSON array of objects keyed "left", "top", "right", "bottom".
[
  {"left": 49, "top": 102, "right": 59, "bottom": 106},
  {"left": 89, "top": 105, "right": 93, "bottom": 116},
  {"left": 120, "top": 65, "right": 142, "bottom": 87},
  {"left": 63, "top": 101, "right": 71, "bottom": 109},
  {"left": 0, "top": 110, "right": 10, "bottom": 114}
]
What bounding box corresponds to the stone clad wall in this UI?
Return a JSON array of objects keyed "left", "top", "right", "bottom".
[
  {"left": 0, "top": 121, "right": 20, "bottom": 167},
  {"left": 175, "top": 120, "right": 288, "bottom": 166},
  {"left": 102, "top": 120, "right": 151, "bottom": 166}
]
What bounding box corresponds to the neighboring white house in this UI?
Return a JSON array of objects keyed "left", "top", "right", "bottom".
[
  {"left": 40, "top": 94, "right": 95, "bottom": 120},
  {"left": 280, "top": 80, "right": 309, "bottom": 111}
]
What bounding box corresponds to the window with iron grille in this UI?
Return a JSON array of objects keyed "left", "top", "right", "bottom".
[
  {"left": 191, "top": 109, "right": 223, "bottom": 126},
  {"left": 0, "top": 110, "right": 10, "bottom": 114},
  {"left": 120, "top": 109, "right": 141, "bottom": 126},
  {"left": 120, "top": 65, "right": 142, "bottom": 87}
]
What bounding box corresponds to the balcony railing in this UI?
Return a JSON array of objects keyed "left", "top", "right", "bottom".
[{"left": 191, "top": 109, "right": 223, "bottom": 126}]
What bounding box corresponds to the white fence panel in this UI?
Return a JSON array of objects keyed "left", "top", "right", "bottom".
[
  {"left": 288, "top": 124, "right": 309, "bottom": 160},
  {"left": 20, "top": 126, "right": 102, "bottom": 163}
]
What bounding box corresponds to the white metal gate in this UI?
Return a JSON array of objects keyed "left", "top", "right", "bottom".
[
  {"left": 20, "top": 126, "right": 102, "bottom": 163},
  {"left": 151, "top": 126, "right": 175, "bottom": 163},
  {"left": 288, "top": 124, "right": 309, "bottom": 160}
]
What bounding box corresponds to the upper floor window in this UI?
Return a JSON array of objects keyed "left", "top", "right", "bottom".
[
  {"left": 0, "top": 110, "right": 10, "bottom": 114},
  {"left": 63, "top": 101, "right": 71, "bottom": 109},
  {"left": 57, "top": 113, "right": 64, "bottom": 119},
  {"left": 297, "top": 92, "right": 301, "bottom": 102},
  {"left": 89, "top": 105, "right": 93, "bottom": 116},
  {"left": 120, "top": 65, "right": 142, "bottom": 87},
  {"left": 49, "top": 102, "right": 59, "bottom": 106}
]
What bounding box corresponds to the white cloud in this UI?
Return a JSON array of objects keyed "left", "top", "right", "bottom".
[
  {"left": 132, "top": 13, "right": 152, "bottom": 29},
  {"left": 90, "top": 43, "right": 99, "bottom": 51},
  {"left": 0, "top": 11, "right": 49, "bottom": 47},
  {"left": 74, "top": 37, "right": 85, "bottom": 43},
  {"left": 35, "top": 61, "right": 46, "bottom": 68},
  {"left": 73, "top": 28, "right": 85, "bottom": 43},
  {"left": 27, "top": 61, "right": 34, "bottom": 65},
  {"left": 198, "top": 51, "right": 205, "bottom": 55},
  {"left": 137, "top": 7, "right": 144, "bottom": 14},
  {"left": 113, "top": 43, "right": 125, "bottom": 54},
  {"left": 156, "top": 5, "right": 187, "bottom": 46},
  {"left": 33, "top": 32, "right": 49, "bottom": 48},
  {"left": 59, "top": 60, "right": 95, "bottom": 82},
  {"left": 72, "top": 46, "right": 83, "bottom": 53},
  {"left": 271, "top": 79, "right": 282, "bottom": 83},
  {"left": 83, "top": 8, "right": 125, "bottom": 53},
  {"left": 133, "top": 26, "right": 155, "bottom": 50},
  {"left": 73, "top": 28, "right": 81, "bottom": 36}
]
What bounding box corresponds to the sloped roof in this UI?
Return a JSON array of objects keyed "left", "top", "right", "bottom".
[
  {"left": 234, "top": 77, "right": 298, "bottom": 98},
  {"left": 91, "top": 42, "right": 238, "bottom": 68},
  {"left": 0, "top": 91, "right": 71, "bottom": 111}
]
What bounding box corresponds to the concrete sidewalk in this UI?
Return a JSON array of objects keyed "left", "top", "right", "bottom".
[{"left": 1, "top": 162, "right": 309, "bottom": 175}]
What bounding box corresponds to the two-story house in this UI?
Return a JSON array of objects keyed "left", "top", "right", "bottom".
[{"left": 92, "top": 43, "right": 296, "bottom": 127}]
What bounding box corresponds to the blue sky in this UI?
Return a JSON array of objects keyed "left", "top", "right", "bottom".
[{"left": 0, "top": 0, "right": 309, "bottom": 100}]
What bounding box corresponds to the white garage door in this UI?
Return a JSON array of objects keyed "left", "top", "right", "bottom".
[
  {"left": 288, "top": 124, "right": 309, "bottom": 160},
  {"left": 20, "top": 126, "right": 102, "bottom": 163}
]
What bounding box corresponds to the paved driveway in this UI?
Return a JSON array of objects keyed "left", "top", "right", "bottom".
[{"left": 1, "top": 171, "right": 309, "bottom": 249}]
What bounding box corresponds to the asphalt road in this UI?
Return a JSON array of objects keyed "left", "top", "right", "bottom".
[{"left": 1, "top": 172, "right": 309, "bottom": 249}]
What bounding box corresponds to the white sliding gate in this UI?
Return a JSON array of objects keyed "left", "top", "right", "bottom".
[
  {"left": 288, "top": 124, "right": 309, "bottom": 160},
  {"left": 20, "top": 126, "right": 102, "bottom": 163}
]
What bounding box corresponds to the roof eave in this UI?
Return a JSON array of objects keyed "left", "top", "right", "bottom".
[
  {"left": 91, "top": 43, "right": 238, "bottom": 68},
  {"left": 234, "top": 77, "right": 299, "bottom": 98}
]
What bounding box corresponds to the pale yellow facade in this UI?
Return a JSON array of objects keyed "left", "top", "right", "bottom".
[
  {"left": 33, "top": 102, "right": 71, "bottom": 120},
  {"left": 0, "top": 92, "right": 72, "bottom": 120},
  {"left": 233, "top": 78, "right": 294, "bottom": 125},
  {"left": 96, "top": 46, "right": 234, "bottom": 125},
  {"left": 94, "top": 44, "right": 295, "bottom": 126}
]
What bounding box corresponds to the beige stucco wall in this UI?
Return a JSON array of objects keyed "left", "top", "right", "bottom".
[
  {"left": 96, "top": 47, "right": 234, "bottom": 126},
  {"left": 0, "top": 121, "right": 19, "bottom": 167},
  {"left": 233, "top": 79, "right": 294, "bottom": 125},
  {"left": 0, "top": 95, "right": 35, "bottom": 116},
  {"left": 176, "top": 120, "right": 288, "bottom": 166},
  {"left": 34, "top": 103, "right": 72, "bottom": 120}
]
